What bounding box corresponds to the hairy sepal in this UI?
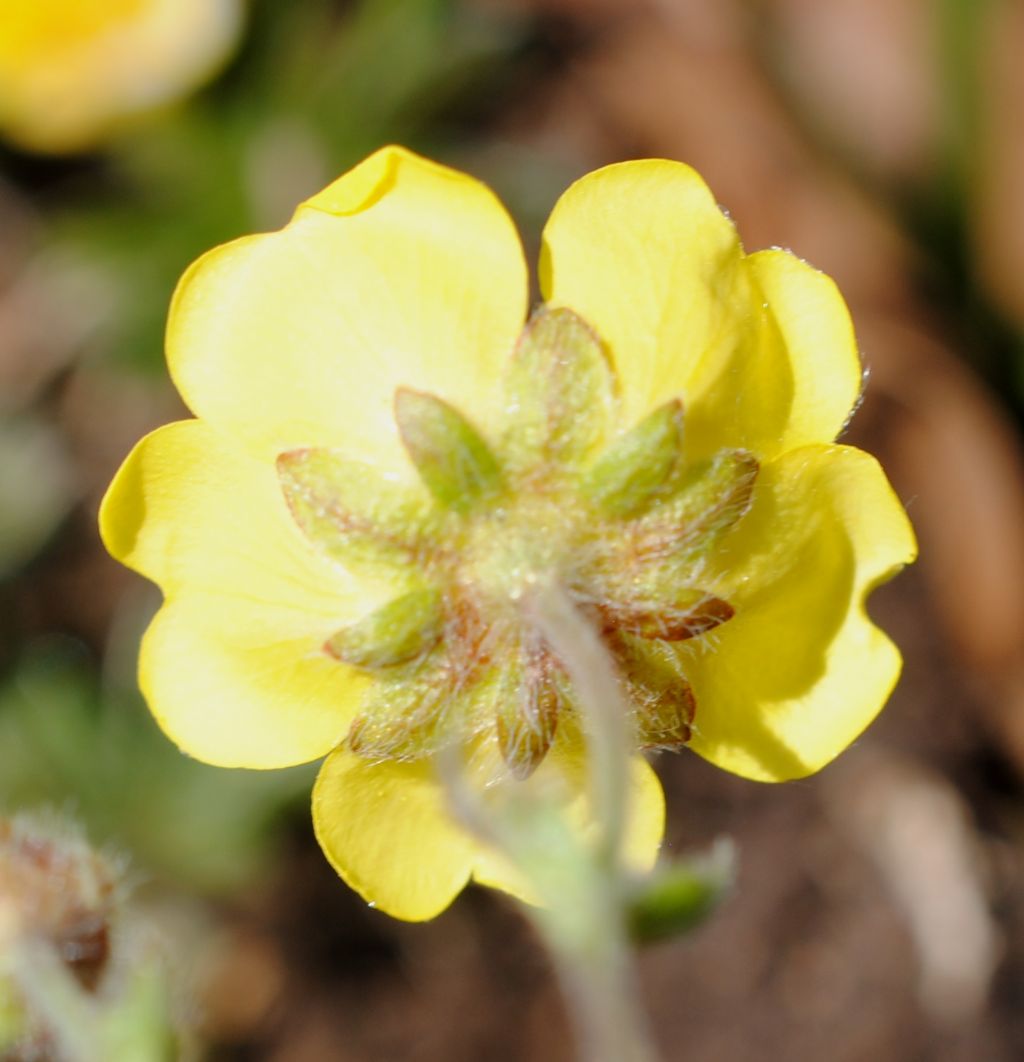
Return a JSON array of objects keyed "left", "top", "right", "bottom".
[
  {"left": 394, "top": 388, "right": 503, "bottom": 513},
  {"left": 277, "top": 448, "right": 435, "bottom": 575},
  {"left": 580, "top": 400, "right": 685, "bottom": 518},
  {"left": 502, "top": 306, "right": 617, "bottom": 476},
  {"left": 324, "top": 588, "right": 445, "bottom": 668}
]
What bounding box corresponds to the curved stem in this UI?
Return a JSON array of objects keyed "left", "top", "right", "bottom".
[{"left": 528, "top": 582, "right": 632, "bottom": 870}]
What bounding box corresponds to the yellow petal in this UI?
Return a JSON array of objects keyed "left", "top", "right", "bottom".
[
  {"left": 744, "top": 249, "right": 862, "bottom": 449},
  {"left": 540, "top": 161, "right": 860, "bottom": 458},
  {"left": 167, "top": 145, "right": 529, "bottom": 469},
  {"left": 313, "top": 737, "right": 665, "bottom": 920},
  {"left": 100, "top": 419, "right": 377, "bottom": 767},
  {"left": 684, "top": 445, "right": 917, "bottom": 781},
  {"left": 140, "top": 597, "right": 366, "bottom": 768},
  {"left": 99, "top": 419, "right": 384, "bottom": 607},
  {"left": 313, "top": 748, "right": 478, "bottom": 921}
]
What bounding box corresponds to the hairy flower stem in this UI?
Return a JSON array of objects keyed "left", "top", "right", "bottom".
[
  {"left": 538, "top": 895, "right": 657, "bottom": 1062},
  {"left": 531, "top": 584, "right": 656, "bottom": 1062},
  {"left": 442, "top": 584, "right": 658, "bottom": 1062},
  {"left": 444, "top": 767, "right": 656, "bottom": 1062},
  {"left": 528, "top": 584, "right": 632, "bottom": 870}
]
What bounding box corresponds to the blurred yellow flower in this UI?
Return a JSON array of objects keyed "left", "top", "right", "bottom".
[
  {"left": 0, "top": 0, "right": 243, "bottom": 153},
  {"left": 100, "top": 146, "right": 916, "bottom": 920}
]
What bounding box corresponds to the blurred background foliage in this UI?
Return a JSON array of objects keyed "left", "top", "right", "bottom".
[{"left": 4, "top": 0, "right": 1024, "bottom": 1058}]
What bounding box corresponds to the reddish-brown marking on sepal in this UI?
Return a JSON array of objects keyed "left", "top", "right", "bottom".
[
  {"left": 57, "top": 917, "right": 110, "bottom": 991},
  {"left": 599, "top": 592, "right": 734, "bottom": 641}
]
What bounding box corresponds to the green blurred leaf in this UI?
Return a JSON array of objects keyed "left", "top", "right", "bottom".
[
  {"left": 0, "top": 416, "right": 74, "bottom": 577},
  {"left": 626, "top": 839, "right": 735, "bottom": 945},
  {"left": 0, "top": 642, "right": 314, "bottom": 892}
]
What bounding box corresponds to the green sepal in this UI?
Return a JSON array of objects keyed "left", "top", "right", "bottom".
[
  {"left": 502, "top": 306, "right": 616, "bottom": 474},
  {"left": 579, "top": 400, "right": 684, "bottom": 517},
  {"left": 277, "top": 448, "right": 435, "bottom": 574},
  {"left": 324, "top": 588, "right": 445, "bottom": 669},
  {"left": 627, "top": 448, "right": 759, "bottom": 562},
  {"left": 346, "top": 653, "right": 454, "bottom": 760},
  {"left": 492, "top": 646, "right": 563, "bottom": 780},
  {"left": 395, "top": 388, "right": 503, "bottom": 512},
  {"left": 626, "top": 842, "right": 735, "bottom": 944}
]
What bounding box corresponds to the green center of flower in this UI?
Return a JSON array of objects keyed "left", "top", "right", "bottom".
[
  {"left": 459, "top": 499, "right": 582, "bottom": 609},
  {"left": 276, "top": 307, "right": 759, "bottom": 778}
]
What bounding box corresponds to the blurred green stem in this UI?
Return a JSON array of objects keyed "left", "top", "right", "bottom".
[
  {"left": 529, "top": 583, "right": 631, "bottom": 872},
  {"left": 530, "top": 584, "right": 655, "bottom": 1062},
  {"left": 534, "top": 894, "right": 656, "bottom": 1062}
]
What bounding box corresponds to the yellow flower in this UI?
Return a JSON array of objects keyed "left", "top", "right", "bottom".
[
  {"left": 0, "top": 0, "right": 243, "bottom": 154},
  {"left": 100, "top": 146, "right": 916, "bottom": 920}
]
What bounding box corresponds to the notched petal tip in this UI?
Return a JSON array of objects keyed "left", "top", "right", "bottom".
[
  {"left": 299, "top": 144, "right": 418, "bottom": 219},
  {"left": 685, "top": 445, "right": 916, "bottom": 783},
  {"left": 97, "top": 436, "right": 147, "bottom": 569},
  {"left": 298, "top": 145, "right": 517, "bottom": 229}
]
